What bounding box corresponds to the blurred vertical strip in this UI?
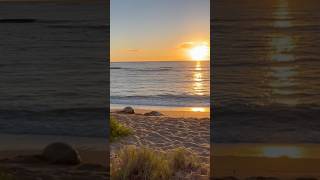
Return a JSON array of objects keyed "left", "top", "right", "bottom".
[
  {"left": 210, "top": 0, "right": 214, "bottom": 179},
  {"left": 106, "top": 0, "right": 110, "bottom": 178}
]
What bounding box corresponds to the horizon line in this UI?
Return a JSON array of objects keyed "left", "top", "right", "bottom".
[{"left": 111, "top": 60, "right": 210, "bottom": 63}]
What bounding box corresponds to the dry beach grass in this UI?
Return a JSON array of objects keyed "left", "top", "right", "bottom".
[
  {"left": 111, "top": 146, "right": 207, "bottom": 180},
  {"left": 110, "top": 108, "right": 210, "bottom": 179}
]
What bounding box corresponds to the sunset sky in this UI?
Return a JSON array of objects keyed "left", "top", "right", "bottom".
[{"left": 111, "top": 0, "right": 210, "bottom": 62}]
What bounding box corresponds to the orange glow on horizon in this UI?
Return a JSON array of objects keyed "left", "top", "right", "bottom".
[
  {"left": 111, "top": 41, "right": 210, "bottom": 62},
  {"left": 190, "top": 107, "right": 207, "bottom": 112}
]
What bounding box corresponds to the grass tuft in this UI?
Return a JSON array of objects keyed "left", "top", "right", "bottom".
[
  {"left": 110, "top": 116, "right": 132, "bottom": 142},
  {"left": 111, "top": 146, "right": 204, "bottom": 180},
  {"left": 169, "top": 147, "right": 200, "bottom": 173}
]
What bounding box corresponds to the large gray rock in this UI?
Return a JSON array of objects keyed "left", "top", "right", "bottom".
[
  {"left": 119, "top": 106, "right": 135, "bottom": 114},
  {"left": 42, "top": 142, "right": 81, "bottom": 165},
  {"left": 144, "top": 111, "right": 163, "bottom": 116}
]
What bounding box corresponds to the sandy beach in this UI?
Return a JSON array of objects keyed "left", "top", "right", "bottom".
[
  {"left": 0, "top": 134, "right": 108, "bottom": 179},
  {"left": 213, "top": 144, "right": 320, "bottom": 179},
  {"left": 213, "top": 156, "right": 320, "bottom": 179},
  {"left": 0, "top": 134, "right": 107, "bottom": 164},
  {"left": 110, "top": 108, "right": 210, "bottom": 165}
]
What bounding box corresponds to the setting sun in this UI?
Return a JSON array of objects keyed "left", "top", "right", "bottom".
[
  {"left": 189, "top": 44, "right": 209, "bottom": 61},
  {"left": 191, "top": 107, "right": 207, "bottom": 112}
]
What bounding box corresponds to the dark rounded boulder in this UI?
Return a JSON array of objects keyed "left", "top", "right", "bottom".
[
  {"left": 144, "top": 111, "right": 163, "bottom": 116},
  {"left": 120, "top": 106, "right": 135, "bottom": 114},
  {"left": 42, "top": 142, "right": 81, "bottom": 165}
]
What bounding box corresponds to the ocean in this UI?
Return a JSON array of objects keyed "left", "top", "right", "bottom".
[
  {"left": 212, "top": 0, "right": 320, "bottom": 143},
  {"left": 0, "top": 1, "right": 108, "bottom": 137},
  {"left": 111, "top": 61, "right": 210, "bottom": 108}
]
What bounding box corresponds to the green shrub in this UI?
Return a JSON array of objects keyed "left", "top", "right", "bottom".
[{"left": 110, "top": 116, "right": 132, "bottom": 142}]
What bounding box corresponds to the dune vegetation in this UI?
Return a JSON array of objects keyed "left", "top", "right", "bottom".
[
  {"left": 111, "top": 146, "right": 205, "bottom": 180},
  {"left": 110, "top": 116, "right": 132, "bottom": 142}
]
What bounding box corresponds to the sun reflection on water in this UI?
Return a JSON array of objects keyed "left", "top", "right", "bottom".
[
  {"left": 267, "top": 0, "right": 300, "bottom": 105},
  {"left": 193, "top": 61, "right": 205, "bottom": 96},
  {"left": 273, "top": 0, "right": 292, "bottom": 28},
  {"left": 271, "top": 54, "right": 295, "bottom": 62},
  {"left": 270, "top": 66, "right": 297, "bottom": 88},
  {"left": 270, "top": 35, "right": 296, "bottom": 62},
  {"left": 271, "top": 36, "right": 295, "bottom": 53},
  {"left": 261, "top": 146, "right": 302, "bottom": 158}
]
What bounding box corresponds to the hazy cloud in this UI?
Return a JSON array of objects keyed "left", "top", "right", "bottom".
[
  {"left": 127, "top": 49, "right": 141, "bottom": 53},
  {"left": 179, "top": 42, "right": 194, "bottom": 49}
]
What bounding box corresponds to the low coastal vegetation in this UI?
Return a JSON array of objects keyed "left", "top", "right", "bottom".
[
  {"left": 111, "top": 146, "right": 206, "bottom": 180},
  {"left": 110, "top": 116, "right": 132, "bottom": 142}
]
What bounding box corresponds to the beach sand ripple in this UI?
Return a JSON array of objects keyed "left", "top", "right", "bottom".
[{"left": 110, "top": 113, "right": 210, "bottom": 164}]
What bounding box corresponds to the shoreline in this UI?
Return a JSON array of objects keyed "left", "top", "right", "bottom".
[{"left": 111, "top": 104, "right": 210, "bottom": 118}]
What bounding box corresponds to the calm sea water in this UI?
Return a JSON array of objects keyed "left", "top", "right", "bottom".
[
  {"left": 0, "top": 1, "right": 108, "bottom": 137},
  {"left": 213, "top": 0, "right": 320, "bottom": 143},
  {"left": 111, "top": 61, "right": 210, "bottom": 108}
]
